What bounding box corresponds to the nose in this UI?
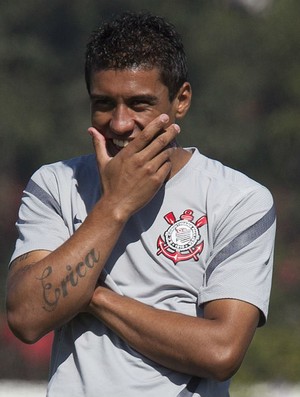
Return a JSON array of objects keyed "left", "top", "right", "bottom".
[{"left": 110, "top": 105, "right": 135, "bottom": 135}]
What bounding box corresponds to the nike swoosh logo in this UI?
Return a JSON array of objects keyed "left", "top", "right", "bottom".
[{"left": 73, "top": 215, "right": 82, "bottom": 224}]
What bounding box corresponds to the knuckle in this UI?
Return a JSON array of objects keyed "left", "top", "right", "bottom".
[
  {"left": 150, "top": 173, "right": 161, "bottom": 187},
  {"left": 156, "top": 134, "right": 168, "bottom": 146},
  {"left": 144, "top": 162, "right": 155, "bottom": 175},
  {"left": 132, "top": 154, "right": 144, "bottom": 168},
  {"left": 140, "top": 129, "right": 152, "bottom": 142}
]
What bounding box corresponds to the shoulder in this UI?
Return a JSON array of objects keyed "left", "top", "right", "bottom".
[
  {"left": 182, "top": 149, "right": 275, "bottom": 237},
  {"left": 36, "top": 153, "right": 96, "bottom": 176},
  {"left": 188, "top": 148, "right": 274, "bottom": 205},
  {"left": 29, "top": 154, "right": 97, "bottom": 187}
]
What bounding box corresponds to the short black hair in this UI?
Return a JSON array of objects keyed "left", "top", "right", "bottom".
[{"left": 85, "top": 12, "right": 188, "bottom": 101}]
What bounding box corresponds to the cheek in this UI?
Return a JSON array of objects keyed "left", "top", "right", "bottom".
[
  {"left": 91, "top": 112, "right": 108, "bottom": 128},
  {"left": 137, "top": 111, "right": 162, "bottom": 129}
]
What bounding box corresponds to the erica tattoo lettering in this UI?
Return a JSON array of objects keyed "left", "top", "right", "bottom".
[{"left": 37, "top": 248, "right": 100, "bottom": 312}]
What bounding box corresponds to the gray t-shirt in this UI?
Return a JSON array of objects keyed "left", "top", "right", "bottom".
[{"left": 11, "top": 148, "right": 276, "bottom": 397}]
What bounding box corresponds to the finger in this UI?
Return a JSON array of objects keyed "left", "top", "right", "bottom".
[
  {"left": 126, "top": 114, "right": 171, "bottom": 154},
  {"left": 139, "top": 122, "right": 181, "bottom": 161},
  {"left": 88, "top": 127, "right": 111, "bottom": 168},
  {"left": 151, "top": 149, "right": 174, "bottom": 182},
  {"left": 148, "top": 146, "right": 175, "bottom": 173}
]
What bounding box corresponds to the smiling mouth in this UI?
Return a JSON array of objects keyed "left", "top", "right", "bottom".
[{"left": 112, "top": 139, "right": 130, "bottom": 148}]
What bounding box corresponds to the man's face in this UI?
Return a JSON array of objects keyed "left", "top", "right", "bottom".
[{"left": 89, "top": 67, "right": 179, "bottom": 156}]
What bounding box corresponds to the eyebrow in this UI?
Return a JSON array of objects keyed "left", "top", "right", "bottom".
[
  {"left": 129, "top": 95, "right": 158, "bottom": 104},
  {"left": 90, "top": 94, "right": 158, "bottom": 104}
]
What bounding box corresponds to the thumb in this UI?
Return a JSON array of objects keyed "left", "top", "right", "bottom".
[{"left": 88, "top": 127, "right": 111, "bottom": 168}]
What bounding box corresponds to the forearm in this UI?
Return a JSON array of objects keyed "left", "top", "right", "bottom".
[
  {"left": 87, "top": 287, "right": 253, "bottom": 381},
  {"left": 6, "top": 198, "right": 127, "bottom": 343}
]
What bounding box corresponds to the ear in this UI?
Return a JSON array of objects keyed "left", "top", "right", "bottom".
[{"left": 174, "top": 82, "right": 192, "bottom": 119}]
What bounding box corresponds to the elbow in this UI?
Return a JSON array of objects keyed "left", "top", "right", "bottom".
[
  {"left": 193, "top": 345, "right": 242, "bottom": 382},
  {"left": 7, "top": 314, "right": 43, "bottom": 344},
  {"left": 6, "top": 306, "right": 44, "bottom": 344},
  {"left": 207, "top": 347, "right": 243, "bottom": 382},
  {"left": 212, "top": 363, "right": 240, "bottom": 383}
]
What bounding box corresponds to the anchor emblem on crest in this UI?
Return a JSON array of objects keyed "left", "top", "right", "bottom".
[{"left": 157, "top": 209, "right": 207, "bottom": 265}]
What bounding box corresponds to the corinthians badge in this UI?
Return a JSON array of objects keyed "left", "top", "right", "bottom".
[{"left": 157, "top": 209, "right": 207, "bottom": 265}]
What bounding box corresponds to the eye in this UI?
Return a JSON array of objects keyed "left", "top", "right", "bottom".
[
  {"left": 130, "top": 98, "right": 156, "bottom": 112},
  {"left": 92, "top": 98, "right": 115, "bottom": 111},
  {"left": 131, "top": 101, "right": 150, "bottom": 111}
]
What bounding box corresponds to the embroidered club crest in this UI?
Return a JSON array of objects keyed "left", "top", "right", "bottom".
[{"left": 157, "top": 209, "right": 207, "bottom": 264}]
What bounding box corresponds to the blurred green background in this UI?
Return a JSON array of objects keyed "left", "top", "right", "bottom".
[{"left": 0, "top": 0, "right": 299, "bottom": 389}]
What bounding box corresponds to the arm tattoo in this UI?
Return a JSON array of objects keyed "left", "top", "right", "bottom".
[
  {"left": 10, "top": 253, "right": 31, "bottom": 270},
  {"left": 36, "top": 248, "right": 100, "bottom": 312},
  {"left": 17, "top": 253, "right": 30, "bottom": 262},
  {"left": 10, "top": 253, "right": 37, "bottom": 277}
]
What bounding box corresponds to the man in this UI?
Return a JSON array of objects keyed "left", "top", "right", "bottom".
[{"left": 6, "top": 12, "right": 276, "bottom": 397}]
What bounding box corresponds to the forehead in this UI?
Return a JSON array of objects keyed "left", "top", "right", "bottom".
[{"left": 90, "top": 67, "right": 169, "bottom": 98}]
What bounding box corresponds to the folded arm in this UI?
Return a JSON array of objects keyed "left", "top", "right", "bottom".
[{"left": 87, "top": 287, "right": 259, "bottom": 381}]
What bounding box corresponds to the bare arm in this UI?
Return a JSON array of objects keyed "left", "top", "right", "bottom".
[
  {"left": 87, "top": 287, "right": 259, "bottom": 381},
  {"left": 6, "top": 115, "right": 179, "bottom": 343}
]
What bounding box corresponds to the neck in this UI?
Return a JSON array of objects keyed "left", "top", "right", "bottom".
[{"left": 168, "top": 145, "right": 192, "bottom": 180}]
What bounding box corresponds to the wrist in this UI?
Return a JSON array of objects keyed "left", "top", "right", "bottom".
[
  {"left": 88, "top": 286, "right": 116, "bottom": 315},
  {"left": 96, "top": 194, "right": 132, "bottom": 224}
]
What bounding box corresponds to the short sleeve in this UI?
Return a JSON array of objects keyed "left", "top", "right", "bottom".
[
  {"left": 10, "top": 166, "right": 70, "bottom": 264},
  {"left": 198, "top": 186, "right": 276, "bottom": 326}
]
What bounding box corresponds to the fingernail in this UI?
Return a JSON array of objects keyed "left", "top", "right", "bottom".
[
  {"left": 160, "top": 114, "right": 169, "bottom": 123},
  {"left": 87, "top": 128, "right": 94, "bottom": 137},
  {"left": 174, "top": 124, "right": 180, "bottom": 133}
]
